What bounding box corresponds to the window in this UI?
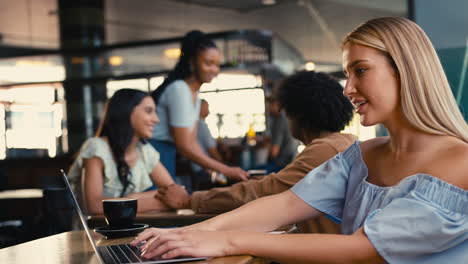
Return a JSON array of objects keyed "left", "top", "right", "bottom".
[{"left": 0, "top": 84, "right": 65, "bottom": 159}]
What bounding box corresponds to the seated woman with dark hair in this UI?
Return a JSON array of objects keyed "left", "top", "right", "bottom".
[
  {"left": 155, "top": 70, "right": 356, "bottom": 234},
  {"left": 68, "top": 89, "right": 187, "bottom": 214}
]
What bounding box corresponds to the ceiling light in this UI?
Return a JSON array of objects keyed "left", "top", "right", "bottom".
[
  {"left": 305, "top": 61, "right": 316, "bottom": 71},
  {"left": 70, "top": 57, "right": 85, "bottom": 64},
  {"left": 109, "top": 56, "right": 123, "bottom": 66},
  {"left": 262, "top": 0, "right": 276, "bottom": 5},
  {"left": 164, "top": 48, "right": 181, "bottom": 59}
]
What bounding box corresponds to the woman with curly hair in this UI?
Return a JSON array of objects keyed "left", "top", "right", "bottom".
[{"left": 154, "top": 70, "right": 356, "bottom": 235}]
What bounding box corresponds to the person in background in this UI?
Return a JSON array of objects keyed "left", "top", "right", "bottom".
[
  {"left": 67, "top": 89, "right": 185, "bottom": 214},
  {"left": 263, "top": 96, "right": 299, "bottom": 173},
  {"left": 133, "top": 17, "right": 468, "bottom": 263},
  {"left": 155, "top": 71, "right": 356, "bottom": 234},
  {"left": 190, "top": 99, "right": 224, "bottom": 190},
  {"left": 149, "top": 30, "right": 248, "bottom": 188}
]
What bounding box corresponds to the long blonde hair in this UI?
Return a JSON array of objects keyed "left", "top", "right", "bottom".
[{"left": 343, "top": 17, "right": 468, "bottom": 142}]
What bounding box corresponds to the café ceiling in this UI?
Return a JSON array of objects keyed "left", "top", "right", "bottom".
[
  {"left": 174, "top": 0, "right": 407, "bottom": 13},
  {"left": 0, "top": 0, "right": 408, "bottom": 83}
]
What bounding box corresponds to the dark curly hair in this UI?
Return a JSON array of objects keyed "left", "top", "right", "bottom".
[{"left": 276, "top": 71, "right": 353, "bottom": 133}]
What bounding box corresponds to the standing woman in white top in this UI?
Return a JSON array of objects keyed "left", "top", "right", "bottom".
[
  {"left": 68, "top": 89, "right": 183, "bottom": 214},
  {"left": 149, "top": 30, "right": 248, "bottom": 187}
]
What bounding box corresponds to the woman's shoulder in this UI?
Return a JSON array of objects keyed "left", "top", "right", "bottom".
[
  {"left": 430, "top": 137, "right": 468, "bottom": 190},
  {"left": 85, "top": 136, "right": 107, "bottom": 144},
  {"left": 134, "top": 141, "right": 160, "bottom": 171},
  {"left": 139, "top": 141, "right": 159, "bottom": 154},
  {"left": 80, "top": 137, "right": 107, "bottom": 149},
  {"left": 138, "top": 141, "right": 160, "bottom": 161},
  {"left": 167, "top": 80, "right": 189, "bottom": 91},
  {"left": 162, "top": 80, "right": 191, "bottom": 100},
  {"left": 79, "top": 137, "right": 112, "bottom": 159}
]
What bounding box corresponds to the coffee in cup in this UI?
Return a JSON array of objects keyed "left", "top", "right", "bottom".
[{"left": 102, "top": 198, "right": 137, "bottom": 229}]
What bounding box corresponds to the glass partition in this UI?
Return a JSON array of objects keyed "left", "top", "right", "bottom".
[
  {"left": 0, "top": 30, "right": 306, "bottom": 158},
  {"left": 0, "top": 55, "right": 64, "bottom": 85},
  {"left": 0, "top": 30, "right": 303, "bottom": 84}
]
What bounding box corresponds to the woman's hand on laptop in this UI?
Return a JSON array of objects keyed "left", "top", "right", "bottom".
[
  {"left": 135, "top": 229, "right": 237, "bottom": 260},
  {"left": 131, "top": 227, "right": 172, "bottom": 250}
]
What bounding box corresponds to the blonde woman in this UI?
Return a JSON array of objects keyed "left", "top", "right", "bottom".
[{"left": 132, "top": 17, "right": 468, "bottom": 263}]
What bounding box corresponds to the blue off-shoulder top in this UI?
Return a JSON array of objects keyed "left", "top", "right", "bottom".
[{"left": 291, "top": 141, "right": 468, "bottom": 263}]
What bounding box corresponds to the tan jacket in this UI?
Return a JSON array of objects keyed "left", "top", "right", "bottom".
[{"left": 191, "top": 133, "right": 357, "bottom": 234}]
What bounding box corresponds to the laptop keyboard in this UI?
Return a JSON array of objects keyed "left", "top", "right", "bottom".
[
  {"left": 98, "top": 243, "right": 143, "bottom": 263},
  {"left": 97, "top": 243, "right": 207, "bottom": 263}
]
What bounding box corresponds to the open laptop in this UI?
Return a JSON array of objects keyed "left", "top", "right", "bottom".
[{"left": 60, "top": 170, "right": 207, "bottom": 264}]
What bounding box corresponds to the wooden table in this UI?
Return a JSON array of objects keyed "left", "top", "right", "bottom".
[
  {"left": 0, "top": 189, "right": 44, "bottom": 219},
  {"left": 88, "top": 210, "right": 217, "bottom": 229},
  {"left": 0, "top": 188, "right": 46, "bottom": 247},
  {"left": 0, "top": 230, "right": 269, "bottom": 264}
]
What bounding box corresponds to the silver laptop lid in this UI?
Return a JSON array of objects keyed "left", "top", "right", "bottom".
[
  {"left": 60, "top": 169, "right": 105, "bottom": 264},
  {"left": 60, "top": 169, "right": 207, "bottom": 264}
]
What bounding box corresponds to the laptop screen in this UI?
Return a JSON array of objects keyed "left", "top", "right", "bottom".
[
  {"left": 60, "top": 169, "right": 207, "bottom": 264},
  {"left": 60, "top": 169, "right": 105, "bottom": 263}
]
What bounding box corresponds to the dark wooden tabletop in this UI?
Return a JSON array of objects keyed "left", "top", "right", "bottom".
[
  {"left": 88, "top": 210, "right": 217, "bottom": 229},
  {"left": 0, "top": 230, "right": 270, "bottom": 264}
]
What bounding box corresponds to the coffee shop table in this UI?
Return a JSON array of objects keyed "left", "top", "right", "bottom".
[
  {"left": 0, "top": 230, "right": 269, "bottom": 264},
  {"left": 88, "top": 209, "right": 217, "bottom": 229}
]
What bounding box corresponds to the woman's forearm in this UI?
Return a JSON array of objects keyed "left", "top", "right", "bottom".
[
  {"left": 208, "top": 147, "right": 223, "bottom": 162},
  {"left": 86, "top": 192, "right": 167, "bottom": 214},
  {"left": 191, "top": 190, "right": 319, "bottom": 233},
  {"left": 135, "top": 196, "right": 170, "bottom": 212},
  {"left": 127, "top": 190, "right": 159, "bottom": 199},
  {"left": 228, "top": 230, "right": 383, "bottom": 264},
  {"left": 127, "top": 191, "right": 170, "bottom": 212},
  {"left": 136, "top": 227, "right": 383, "bottom": 263}
]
